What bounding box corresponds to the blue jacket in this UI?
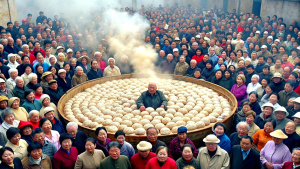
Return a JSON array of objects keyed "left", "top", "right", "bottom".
[
  {"left": 214, "top": 133, "right": 231, "bottom": 154},
  {"left": 22, "top": 99, "right": 42, "bottom": 112},
  {"left": 52, "top": 117, "right": 65, "bottom": 134}
]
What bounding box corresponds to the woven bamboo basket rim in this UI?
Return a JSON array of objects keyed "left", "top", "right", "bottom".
[{"left": 57, "top": 74, "right": 237, "bottom": 138}]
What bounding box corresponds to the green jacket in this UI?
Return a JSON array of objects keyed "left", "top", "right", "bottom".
[
  {"left": 136, "top": 90, "right": 168, "bottom": 110},
  {"left": 22, "top": 99, "right": 42, "bottom": 112},
  {"left": 99, "top": 155, "right": 132, "bottom": 169},
  {"left": 12, "top": 86, "right": 29, "bottom": 105}
]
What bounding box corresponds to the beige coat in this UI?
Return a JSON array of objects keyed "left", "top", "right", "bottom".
[
  {"left": 40, "top": 103, "right": 58, "bottom": 119},
  {"left": 74, "top": 150, "right": 105, "bottom": 169},
  {"left": 174, "top": 62, "right": 189, "bottom": 75},
  {"left": 197, "top": 145, "right": 229, "bottom": 169},
  {"left": 248, "top": 123, "right": 260, "bottom": 137},
  {"left": 71, "top": 73, "right": 88, "bottom": 87}
]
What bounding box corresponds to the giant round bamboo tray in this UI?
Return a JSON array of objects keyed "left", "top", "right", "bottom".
[{"left": 57, "top": 74, "right": 237, "bottom": 147}]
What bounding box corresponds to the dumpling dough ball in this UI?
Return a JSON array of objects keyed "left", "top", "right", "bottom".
[
  {"left": 184, "top": 105, "right": 193, "bottom": 112},
  {"left": 89, "top": 122, "right": 98, "bottom": 129},
  {"left": 156, "top": 108, "right": 165, "bottom": 113},
  {"left": 221, "top": 113, "right": 230, "bottom": 118},
  {"left": 153, "top": 116, "right": 163, "bottom": 121},
  {"left": 196, "top": 114, "right": 205, "bottom": 119},
  {"left": 124, "top": 127, "right": 134, "bottom": 134},
  {"left": 186, "top": 122, "right": 196, "bottom": 131},
  {"left": 176, "top": 121, "right": 186, "bottom": 126},
  {"left": 121, "top": 120, "right": 133, "bottom": 127},
  {"left": 141, "top": 119, "right": 150, "bottom": 125},
  {"left": 135, "top": 128, "right": 146, "bottom": 135},
  {"left": 144, "top": 123, "right": 154, "bottom": 130},
  {"left": 172, "top": 117, "right": 182, "bottom": 123},
  {"left": 162, "top": 117, "right": 171, "bottom": 125},
  {"left": 174, "top": 112, "right": 184, "bottom": 117},
  {"left": 141, "top": 111, "right": 149, "bottom": 116},
  {"left": 182, "top": 117, "right": 190, "bottom": 122},
  {"left": 108, "top": 126, "right": 118, "bottom": 133},
  {"left": 102, "top": 119, "right": 112, "bottom": 126},
  {"left": 165, "top": 114, "right": 174, "bottom": 119},
  {"left": 146, "top": 107, "right": 155, "bottom": 113},
  {"left": 208, "top": 116, "right": 217, "bottom": 123},
  {"left": 166, "top": 122, "right": 176, "bottom": 129},
  {"left": 184, "top": 114, "right": 194, "bottom": 119},
  {"left": 178, "top": 108, "right": 188, "bottom": 115},
  {"left": 131, "top": 118, "right": 140, "bottom": 124},
  {"left": 159, "top": 111, "right": 167, "bottom": 117},
  {"left": 150, "top": 111, "right": 159, "bottom": 117},
  {"left": 210, "top": 112, "right": 219, "bottom": 118},
  {"left": 132, "top": 123, "right": 143, "bottom": 130},
  {"left": 83, "top": 120, "right": 92, "bottom": 128},
  {"left": 200, "top": 111, "right": 209, "bottom": 116},
  {"left": 171, "top": 126, "right": 179, "bottom": 133},
  {"left": 118, "top": 125, "right": 127, "bottom": 131},
  {"left": 131, "top": 110, "right": 140, "bottom": 116},
  {"left": 160, "top": 127, "right": 171, "bottom": 135},
  {"left": 167, "top": 109, "right": 176, "bottom": 115},
  {"left": 189, "top": 110, "right": 198, "bottom": 116},
  {"left": 195, "top": 121, "right": 205, "bottom": 129},
  {"left": 143, "top": 115, "right": 153, "bottom": 121},
  {"left": 151, "top": 119, "right": 162, "bottom": 126},
  {"left": 201, "top": 117, "right": 210, "bottom": 126},
  {"left": 155, "top": 123, "right": 165, "bottom": 130},
  {"left": 192, "top": 117, "right": 201, "bottom": 123}
]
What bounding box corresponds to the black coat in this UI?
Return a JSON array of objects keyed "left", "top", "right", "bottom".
[
  {"left": 87, "top": 68, "right": 103, "bottom": 80},
  {"left": 271, "top": 79, "right": 285, "bottom": 93},
  {"left": 0, "top": 157, "right": 23, "bottom": 169},
  {"left": 4, "top": 44, "right": 20, "bottom": 54},
  {"left": 0, "top": 64, "right": 10, "bottom": 79},
  {"left": 282, "top": 129, "right": 300, "bottom": 152},
  {"left": 71, "top": 130, "right": 88, "bottom": 154},
  {"left": 56, "top": 76, "right": 72, "bottom": 92},
  {"left": 229, "top": 132, "right": 242, "bottom": 148},
  {"left": 201, "top": 67, "right": 215, "bottom": 81},
  {"left": 255, "top": 62, "right": 266, "bottom": 73},
  {"left": 219, "top": 76, "right": 234, "bottom": 91},
  {"left": 286, "top": 106, "right": 300, "bottom": 120},
  {"left": 239, "top": 99, "right": 262, "bottom": 115},
  {"left": 44, "top": 87, "right": 65, "bottom": 105},
  {"left": 210, "top": 76, "right": 223, "bottom": 85},
  {"left": 245, "top": 71, "right": 256, "bottom": 86},
  {"left": 197, "top": 61, "right": 206, "bottom": 70},
  {"left": 230, "top": 145, "right": 261, "bottom": 169},
  {"left": 184, "top": 66, "right": 198, "bottom": 77}
]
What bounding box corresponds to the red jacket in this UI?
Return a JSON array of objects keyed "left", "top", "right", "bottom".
[
  {"left": 30, "top": 48, "right": 46, "bottom": 57},
  {"left": 237, "top": 24, "right": 244, "bottom": 32},
  {"left": 53, "top": 147, "right": 78, "bottom": 169},
  {"left": 131, "top": 152, "right": 156, "bottom": 169},
  {"left": 282, "top": 161, "right": 300, "bottom": 169},
  {"left": 22, "top": 53, "right": 36, "bottom": 65},
  {"left": 145, "top": 157, "right": 177, "bottom": 169},
  {"left": 192, "top": 54, "right": 204, "bottom": 64}
]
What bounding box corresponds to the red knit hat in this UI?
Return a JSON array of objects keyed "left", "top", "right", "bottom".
[{"left": 18, "top": 121, "right": 33, "bottom": 130}]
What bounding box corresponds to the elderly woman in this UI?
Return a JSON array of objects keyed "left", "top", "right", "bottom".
[
  {"left": 55, "top": 52, "right": 67, "bottom": 70},
  {"left": 229, "top": 121, "right": 250, "bottom": 147},
  {"left": 99, "top": 141, "right": 132, "bottom": 169},
  {"left": 22, "top": 89, "right": 42, "bottom": 112},
  {"left": 20, "top": 64, "right": 33, "bottom": 86},
  {"left": 0, "top": 147, "right": 23, "bottom": 169},
  {"left": 131, "top": 141, "right": 156, "bottom": 169},
  {"left": 246, "top": 74, "right": 261, "bottom": 95},
  {"left": 7, "top": 54, "right": 19, "bottom": 69},
  {"left": 8, "top": 97, "right": 28, "bottom": 121},
  {"left": 39, "top": 117, "right": 61, "bottom": 150},
  {"left": 32, "top": 84, "right": 43, "bottom": 99},
  {"left": 0, "top": 109, "right": 20, "bottom": 138},
  {"left": 245, "top": 110, "right": 260, "bottom": 136},
  {"left": 40, "top": 71, "right": 55, "bottom": 90},
  {"left": 26, "top": 73, "right": 38, "bottom": 90},
  {"left": 234, "top": 101, "right": 252, "bottom": 128},
  {"left": 6, "top": 68, "right": 18, "bottom": 90},
  {"left": 39, "top": 94, "right": 58, "bottom": 119},
  {"left": 56, "top": 69, "right": 72, "bottom": 92},
  {"left": 43, "top": 107, "right": 65, "bottom": 133},
  {"left": 5, "top": 127, "right": 28, "bottom": 160},
  {"left": 255, "top": 102, "right": 276, "bottom": 129},
  {"left": 176, "top": 144, "right": 201, "bottom": 169},
  {"left": 260, "top": 84, "right": 275, "bottom": 106},
  {"left": 252, "top": 119, "right": 275, "bottom": 151},
  {"left": 75, "top": 137, "right": 105, "bottom": 169},
  {"left": 27, "top": 110, "right": 40, "bottom": 129},
  {"left": 21, "top": 142, "right": 52, "bottom": 168},
  {"left": 197, "top": 134, "right": 230, "bottom": 169},
  {"left": 282, "top": 147, "right": 300, "bottom": 169},
  {"left": 212, "top": 122, "right": 231, "bottom": 153},
  {"left": 146, "top": 146, "right": 177, "bottom": 169},
  {"left": 174, "top": 56, "right": 189, "bottom": 75},
  {"left": 260, "top": 130, "right": 291, "bottom": 169},
  {"left": 53, "top": 133, "right": 78, "bottom": 169},
  {"left": 95, "top": 126, "right": 111, "bottom": 156},
  {"left": 103, "top": 58, "right": 121, "bottom": 77},
  {"left": 231, "top": 74, "right": 247, "bottom": 106},
  {"left": 239, "top": 91, "right": 262, "bottom": 115},
  {"left": 18, "top": 121, "right": 33, "bottom": 145},
  {"left": 114, "top": 130, "right": 135, "bottom": 161},
  {"left": 78, "top": 55, "right": 92, "bottom": 73},
  {"left": 94, "top": 51, "right": 106, "bottom": 73},
  {"left": 71, "top": 66, "right": 88, "bottom": 87},
  {"left": 169, "top": 126, "right": 198, "bottom": 161},
  {"left": 49, "top": 55, "right": 57, "bottom": 66},
  {"left": 274, "top": 106, "right": 292, "bottom": 130}
]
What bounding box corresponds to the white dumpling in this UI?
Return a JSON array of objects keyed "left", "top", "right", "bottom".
[
  {"left": 135, "top": 128, "right": 146, "bottom": 135},
  {"left": 160, "top": 127, "right": 171, "bottom": 135}
]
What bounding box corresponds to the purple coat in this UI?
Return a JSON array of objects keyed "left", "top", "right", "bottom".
[
  {"left": 95, "top": 138, "right": 111, "bottom": 156},
  {"left": 230, "top": 84, "right": 247, "bottom": 106},
  {"left": 168, "top": 137, "right": 198, "bottom": 161}
]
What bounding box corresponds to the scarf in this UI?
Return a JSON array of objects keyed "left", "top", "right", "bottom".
[
  {"left": 29, "top": 154, "right": 47, "bottom": 166},
  {"left": 2, "top": 120, "right": 20, "bottom": 130},
  {"left": 57, "top": 61, "right": 64, "bottom": 69}
]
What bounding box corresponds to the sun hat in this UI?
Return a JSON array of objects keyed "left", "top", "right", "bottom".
[
  {"left": 203, "top": 134, "right": 220, "bottom": 143},
  {"left": 270, "top": 129, "right": 288, "bottom": 139},
  {"left": 137, "top": 141, "right": 152, "bottom": 151}
]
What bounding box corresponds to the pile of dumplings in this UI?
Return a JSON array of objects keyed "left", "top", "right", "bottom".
[{"left": 63, "top": 78, "right": 232, "bottom": 136}]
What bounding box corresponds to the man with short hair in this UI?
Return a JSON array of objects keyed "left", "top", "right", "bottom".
[
  {"left": 0, "top": 78, "right": 14, "bottom": 98},
  {"left": 33, "top": 53, "right": 50, "bottom": 73},
  {"left": 146, "top": 127, "right": 167, "bottom": 153},
  {"left": 12, "top": 77, "right": 29, "bottom": 105},
  {"left": 130, "top": 141, "right": 156, "bottom": 169},
  {"left": 160, "top": 54, "right": 176, "bottom": 74},
  {"left": 255, "top": 55, "right": 266, "bottom": 73},
  {"left": 282, "top": 121, "right": 300, "bottom": 152},
  {"left": 87, "top": 60, "right": 103, "bottom": 80},
  {"left": 66, "top": 122, "right": 87, "bottom": 154},
  {"left": 257, "top": 45, "right": 271, "bottom": 58},
  {"left": 229, "top": 121, "right": 249, "bottom": 148},
  {"left": 30, "top": 41, "right": 46, "bottom": 57},
  {"left": 185, "top": 59, "right": 198, "bottom": 77},
  {"left": 31, "top": 128, "right": 57, "bottom": 160},
  {"left": 230, "top": 135, "right": 261, "bottom": 169},
  {"left": 44, "top": 80, "right": 65, "bottom": 105},
  {"left": 4, "top": 37, "right": 19, "bottom": 54},
  {"left": 278, "top": 80, "right": 299, "bottom": 107}
]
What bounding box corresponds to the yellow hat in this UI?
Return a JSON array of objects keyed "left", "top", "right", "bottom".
[
  {"left": 0, "top": 95, "right": 9, "bottom": 102},
  {"left": 270, "top": 129, "right": 288, "bottom": 139}
]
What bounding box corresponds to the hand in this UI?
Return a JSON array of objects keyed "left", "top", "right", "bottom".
[
  {"left": 139, "top": 106, "right": 146, "bottom": 111},
  {"left": 265, "top": 162, "right": 274, "bottom": 169},
  {"left": 3, "top": 59, "right": 7, "bottom": 63},
  {"left": 160, "top": 105, "right": 165, "bottom": 109}
]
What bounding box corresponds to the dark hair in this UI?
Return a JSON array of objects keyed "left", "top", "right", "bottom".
[
  {"left": 265, "top": 119, "right": 276, "bottom": 129},
  {"left": 48, "top": 66, "right": 58, "bottom": 74},
  {"left": 0, "top": 147, "right": 14, "bottom": 161},
  {"left": 257, "top": 55, "right": 265, "bottom": 60},
  {"left": 249, "top": 91, "right": 258, "bottom": 99},
  {"left": 246, "top": 64, "right": 254, "bottom": 69},
  {"left": 32, "top": 83, "right": 42, "bottom": 91},
  {"left": 242, "top": 101, "right": 252, "bottom": 108},
  {"left": 31, "top": 128, "right": 45, "bottom": 138},
  {"left": 261, "top": 77, "right": 271, "bottom": 84},
  {"left": 24, "top": 64, "right": 34, "bottom": 72},
  {"left": 59, "top": 133, "right": 72, "bottom": 145},
  {"left": 182, "top": 144, "right": 194, "bottom": 152},
  {"left": 155, "top": 146, "right": 168, "bottom": 155},
  {"left": 24, "top": 89, "right": 34, "bottom": 98},
  {"left": 27, "top": 142, "right": 43, "bottom": 154},
  {"left": 240, "top": 135, "right": 253, "bottom": 144},
  {"left": 228, "top": 65, "right": 236, "bottom": 71},
  {"left": 21, "top": 55, "right": 29, "bottom": 61},
  {"left": 213, "top": 122, "right": 227, "bottom": 133},
  {"left": 270, "top": 92, "right": 280, "bottom": 100},
  {"left": 6, "top": 127, "right": 20, "bottom": 140},
  {"left": 35, "top": 63, "right": 44, "bottom": 72},
  {"left": 85, "top": 137, "right": 96, "bottom": 144},
  {"left": 286, "top": 80, "right": 295, "bottom": 88},
  {"left": 95, "top": 126, "right": 107, "bottom": 136},
  {"left": 39, "top": 117, "right": 52, "bottom": 128},
  {"left": 114, "top": 130, "right": 125, "bottom": 138},
  {"left": 108, "top": 141, "right": 121, "bottom": 150}
]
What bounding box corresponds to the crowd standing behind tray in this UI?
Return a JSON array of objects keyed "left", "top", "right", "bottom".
[{"left": 0, "top": 3, "right": 300, "bottom": 169}]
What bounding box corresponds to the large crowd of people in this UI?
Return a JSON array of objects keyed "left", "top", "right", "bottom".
[{"left": 0, "top": 3, "right": 300, "bottom": 169}]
